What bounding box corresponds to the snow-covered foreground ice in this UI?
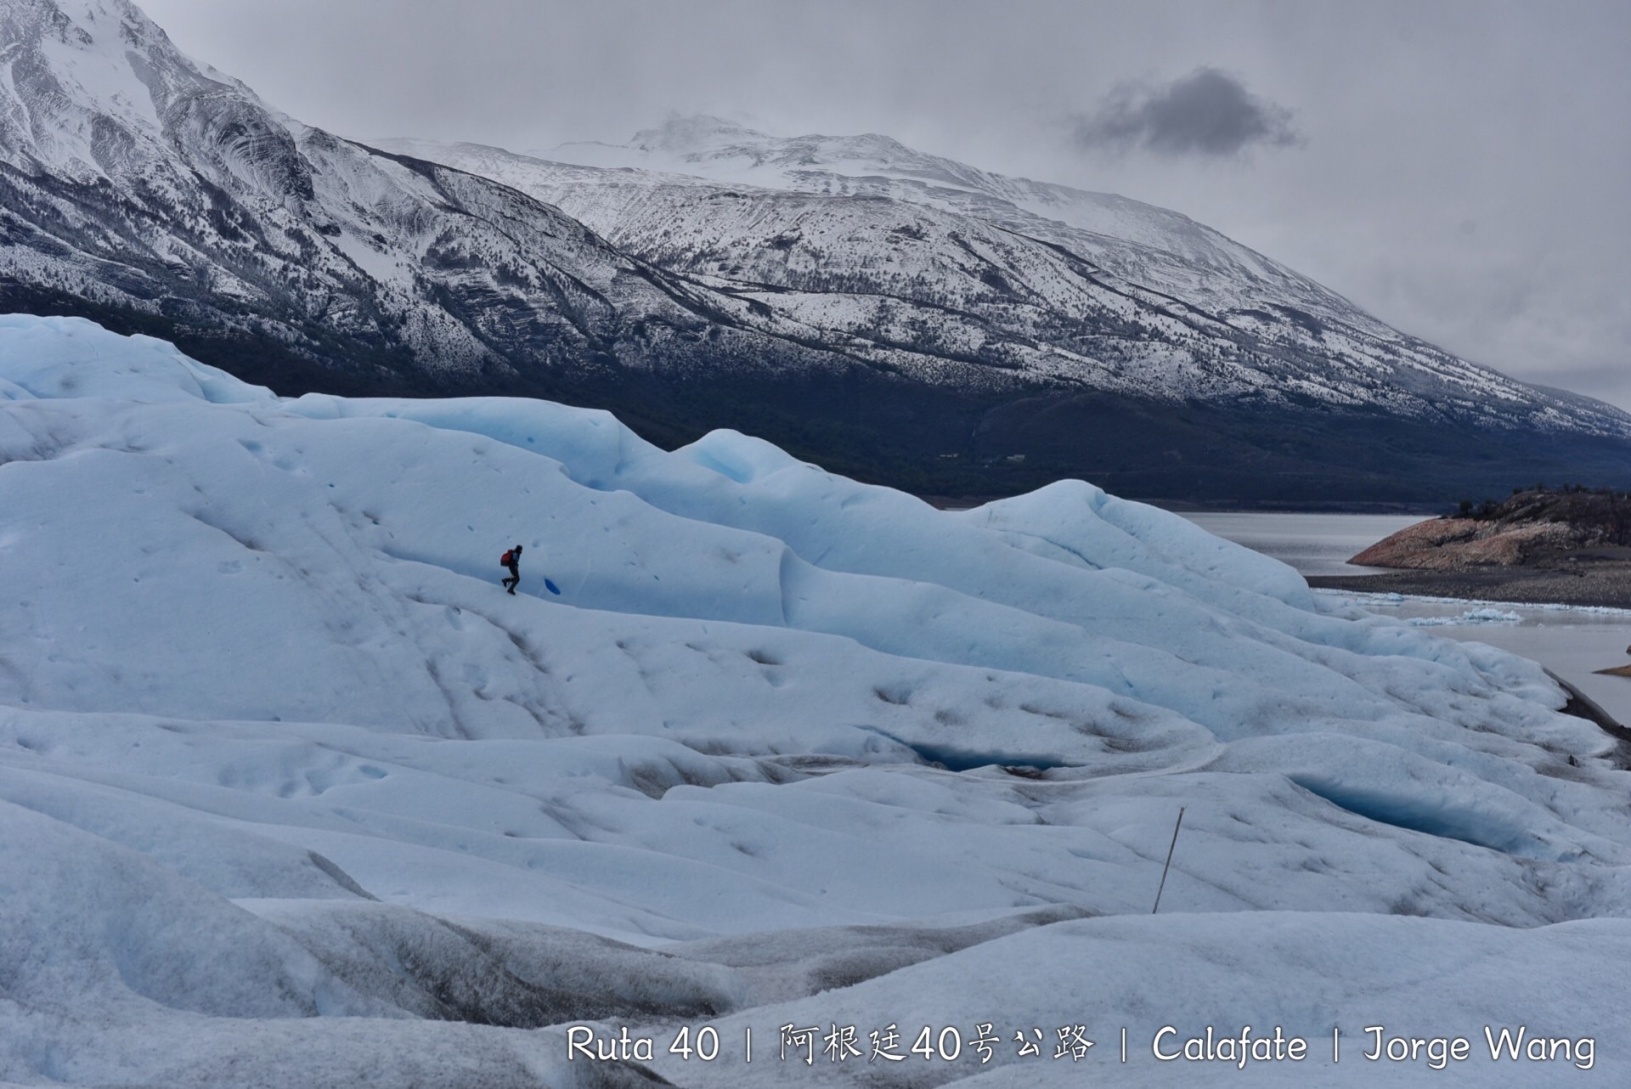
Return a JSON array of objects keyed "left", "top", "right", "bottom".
[{"left": 2, "top": 314, "right": 1629, "bottom": 1086}]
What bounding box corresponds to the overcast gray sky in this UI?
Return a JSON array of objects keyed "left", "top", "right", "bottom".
[{"left": 139, "top": 0, "right": 1631, "bottom": 411}]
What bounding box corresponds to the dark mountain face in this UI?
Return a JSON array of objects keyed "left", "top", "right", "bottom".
[{"left": 5, "top": 0, "right": 1630, "bottom": 505}]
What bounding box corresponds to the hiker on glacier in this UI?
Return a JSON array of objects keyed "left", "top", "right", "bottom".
[{"left": 500, "top": 545, "right": 523, "bottom": 594}]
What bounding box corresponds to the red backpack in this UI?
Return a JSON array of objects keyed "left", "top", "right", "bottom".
[{"left": 500, "top": 550, "right": 515, "bottom": 566}]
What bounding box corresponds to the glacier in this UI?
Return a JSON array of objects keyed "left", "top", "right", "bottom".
[{"left": 2, "top": 313, "right": 1630, "bottom": 1086}]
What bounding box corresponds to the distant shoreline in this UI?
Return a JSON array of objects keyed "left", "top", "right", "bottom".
[
  {"left": 918, "top": 497, "right": 1447, "bottom": 514},
  {"left": 1307, "top": 566, "right": 1631, "bottom": 610},
  {"left": 1150, "top": 501, "right": 1443, "bottom": 515}
]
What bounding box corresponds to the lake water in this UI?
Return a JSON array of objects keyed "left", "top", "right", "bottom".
[
  {"left": 1180, "top": 511, "right": 1631, "bottom": 727},
  {"left": 1182, "top": 512, "right": 1422, "bottom": 577}
]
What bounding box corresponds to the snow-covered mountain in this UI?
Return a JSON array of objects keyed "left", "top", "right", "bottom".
[
  {"left": 393, "top": 118, "right": 1631, "bottom": 437},
  {"left": 0, "top": 0, "right": 871, "bottom": 402},
  {"left": 5, "top": 0, "right": 1631, "bottom": 503},
  {"left": 4, "top": 314, "right": 1630, "bottom": 1086},
  {"left": 548, "top": 115, "right": 1471, "bottom": 348}
]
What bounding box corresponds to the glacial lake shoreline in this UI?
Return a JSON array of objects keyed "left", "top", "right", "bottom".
[{"left": 1183, "top": 510, "right": 1631, "bottom": 727}]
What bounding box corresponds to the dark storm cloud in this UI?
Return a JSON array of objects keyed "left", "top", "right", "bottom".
[{"left": 1072, "top": 68, "right": 1301, "bottom": 157}]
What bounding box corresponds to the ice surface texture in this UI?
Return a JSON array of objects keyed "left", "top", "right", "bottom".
[{"left": 2, "top": 315, "right": 1629, "bottom": 1086}]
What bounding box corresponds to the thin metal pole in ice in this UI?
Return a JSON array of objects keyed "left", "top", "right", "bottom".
[{"left": 1151, "top": 807, "right": 1185, "bottom": 914}]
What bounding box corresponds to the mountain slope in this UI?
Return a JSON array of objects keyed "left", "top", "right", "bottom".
[
  {"left": 0, "top": 0, "right": 897, "bottom": 405},
  {"left": 551, "top": 115, "right": 1411, "bottom": 325},
  {"left": 534, "top": 117, "right": 1628, "bottom": 434}
]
